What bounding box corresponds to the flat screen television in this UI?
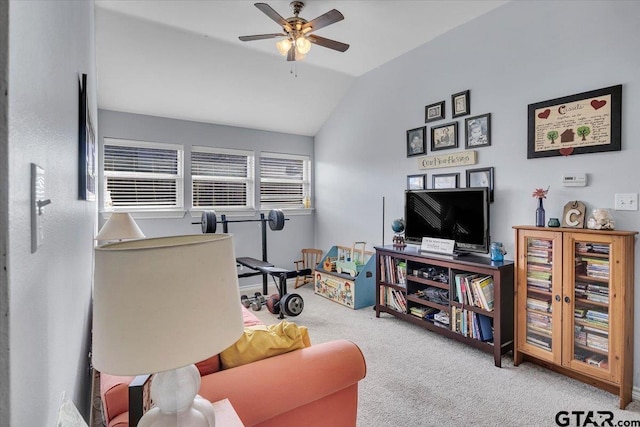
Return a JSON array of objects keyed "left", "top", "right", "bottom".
[{"left": 404, "top": 187, "right": 490, "bottom": 254}]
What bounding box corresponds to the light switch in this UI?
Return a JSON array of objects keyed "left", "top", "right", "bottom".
[{"left": 31, "top": 163, "right": 49, "bottom": 253}]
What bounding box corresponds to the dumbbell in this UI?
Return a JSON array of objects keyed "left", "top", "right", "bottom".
[{"left": 240, "top": 292, "right": 266, "bottom": 311}]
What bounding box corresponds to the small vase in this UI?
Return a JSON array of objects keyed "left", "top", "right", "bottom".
[{"left": 535, "top": 198, "right": 545, "bottom": 227}]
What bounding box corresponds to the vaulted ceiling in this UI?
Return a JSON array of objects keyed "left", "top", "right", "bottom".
[{"left": 95, "top": 1, "right": 506, "bottom": 136}]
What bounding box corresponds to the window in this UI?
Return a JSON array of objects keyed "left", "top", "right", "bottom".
[
  {"left": 260, "top": 152, "right": 311, "bottom": 209},
  {"left": 102, "top": 138, "right": 184, "bottom": 212},
  {"left": 191, "top": 147, "right": 254, "bottom": 210}
]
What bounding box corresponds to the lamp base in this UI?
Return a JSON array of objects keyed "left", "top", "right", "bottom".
[{"left": 137, "top": 364, "right": 215, "bottom": 427}]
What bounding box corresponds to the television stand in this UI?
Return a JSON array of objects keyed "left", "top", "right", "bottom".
[{"left": 375, "top": 244, "right": 514, "bottom": 367}]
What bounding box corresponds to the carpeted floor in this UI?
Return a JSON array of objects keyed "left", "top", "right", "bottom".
[{"left": 244, "top": 282, "right": 640, "bottom": 427}]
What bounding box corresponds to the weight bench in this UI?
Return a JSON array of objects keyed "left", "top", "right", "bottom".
[{"left": 237, "top": 256, "right": 310, "bottom": 318}]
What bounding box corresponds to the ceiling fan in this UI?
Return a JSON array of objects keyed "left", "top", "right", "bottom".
[{"left": 239, "top": 1, "right": 350, "bottom": 62}]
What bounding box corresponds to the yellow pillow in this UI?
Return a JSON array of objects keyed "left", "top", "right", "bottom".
[{"left": 220, "top": 321, "right": 311, "bottom": 369}]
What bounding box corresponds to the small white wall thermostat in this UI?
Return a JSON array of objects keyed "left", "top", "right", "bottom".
[{"left": 562, "top": 174, "right": 587, "bottom": 187}]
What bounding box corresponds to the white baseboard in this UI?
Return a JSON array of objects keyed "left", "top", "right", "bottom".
[{"left": 632, "top": 386, "right": 640, "bottom": 402}]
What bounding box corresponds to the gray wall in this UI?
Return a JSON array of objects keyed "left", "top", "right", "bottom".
[
  {"left": 315, "top": 1, "right": 640, "bottom": 385},
  {"left": 98, "top": 110, "right": 315, "bottom": 285},
  {"left": 5, "top": 1, "right": 97, "bottom": 425}
]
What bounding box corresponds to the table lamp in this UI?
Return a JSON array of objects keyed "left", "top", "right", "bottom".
[
  {"left": 92, "top": 234, "right": 244, "bottom": 426},
  {"left": 95, "top": 212, "right": 145, "bottom": 242}
]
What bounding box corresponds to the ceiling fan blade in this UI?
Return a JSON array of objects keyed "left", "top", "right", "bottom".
[
  {"left": 301, "top": 9, "right": 344, "bottom": 33},
  {"left": 307, "top": 35, "right": 349, "bottom": 52},
  {"left": 255, "top": 3, "right": 292, "bottom": 32},
  {"left": 239, "top": 33, "right": 286, "bottom": 42}
]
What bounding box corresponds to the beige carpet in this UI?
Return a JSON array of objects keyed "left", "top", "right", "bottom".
[{"left": 243, "top": 282, "right": 640, "bottom": 427}]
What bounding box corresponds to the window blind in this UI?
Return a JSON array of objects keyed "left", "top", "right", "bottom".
[
  {"left": 102, "top": 139, "right": 183, "bottom": 211},
  {"left": 191, "top": 147, "right": 254, "bottom": 209},
  {"left": 260, "top": 153, "right": 310, "bottom": 209}
]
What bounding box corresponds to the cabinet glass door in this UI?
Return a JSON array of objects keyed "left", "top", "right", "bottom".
[
  {"left": 524, "top": 236, "right": 555, "bottom": 355},
  {"left": 568, "top": 238, "right": 612, "bottom": 379}
]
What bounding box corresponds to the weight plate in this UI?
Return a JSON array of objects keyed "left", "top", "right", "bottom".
[
  {"left": 266, "top": 294, "right": 281, "bottom": 314},
  {"left": 201, "top": 210, "right": 217, "bottom": 234},
  {"left": 281, "top": 293, "right": 304, "bottom": 316},
  {"left": 268, "top": 209, "right": 285, "bottom": 231}
]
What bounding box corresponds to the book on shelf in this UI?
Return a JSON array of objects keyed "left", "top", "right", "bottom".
[
  {"left": 450, "top": 307, "right": 493, "bottom": 341},
  {"left": 526, "top": 297, "right": 552, "bottom": 313},
  {"left": 471, "top": 275, "right": 494, "bottom": 311}
]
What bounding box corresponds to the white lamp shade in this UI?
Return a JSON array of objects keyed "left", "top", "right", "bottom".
[
  {"left": 92, "top": 234, "right": 244, "bottom": 375},
  {"left": 95, "top": 212, "right": 145, "bottom": 242}
]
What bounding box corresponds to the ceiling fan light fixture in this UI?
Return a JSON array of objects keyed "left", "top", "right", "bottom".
[
  {"left": 296, "top": 36, "right": 311, "bottom": 54},
  {"left": 276, "top": 38, "right": 292, "bottom": 56}
]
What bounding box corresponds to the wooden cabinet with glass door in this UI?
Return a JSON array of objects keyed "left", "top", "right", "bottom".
[{"left": 513, "top": 226, "right": 637, "bottom": 409}]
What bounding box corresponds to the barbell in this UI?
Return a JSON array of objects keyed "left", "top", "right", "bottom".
[{"left": 198, "top": 209, "right": 287, "bottom": 234}]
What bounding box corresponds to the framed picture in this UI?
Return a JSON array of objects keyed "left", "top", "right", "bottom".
[
  {"left": 452, "top": 90, "right": 470, "bottom": 118},
  {"left": 78, "top": 73, "right": 96, "bottom": 201},
  {"left": 430, "top": 122, "right": 458, "bottom": 151},
  {"left": 527, "top": 85, "right": 622, "bottom": 159},
  {"left": 407, "top": 174, "right": 426, "bottom": 190},
  {"left": 432, "top": 173, "right": 459, "bottom": 189},
  {"left": 425, "top": 100, "right": 445, "bottom": 123},
  {"left": 466, "top": 167, "right": 494, "bottom": 202},
  {"left": 465, "top": 113, "right": 491, "bottom": 148},
  {"left": 406, "top": 126, "right": 426, "bottom": 157}
]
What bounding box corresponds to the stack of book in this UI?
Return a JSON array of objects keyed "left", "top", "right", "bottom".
[
  {"left": 581, "top": 257, "right": 610, "bottom": 280},
  {"left": 434, "top": 311, "right": 450, "bottom": 328},
  {"left": 576, "top": 242, "right": 610, "bottom": 255},
  {"left": 526, "top": 296, "right": 552, "bottom": 312},
  {"left": 526, "top": 239, "right": 553, "bottom": 264},
  {"left": 585, "top": 309, "right": 609, "bottom": 329},
  {"left": 527, "top": 311, "right": 552, "bottom": 337},
  {"left": 409, "top": 306, "right": 439, "bottom": 319},
  {"left": 527, "top": 269, "right": 552, "bottom": 292},
  {"left": 586, "top": 332, "right": 608, "bottom": 352}
]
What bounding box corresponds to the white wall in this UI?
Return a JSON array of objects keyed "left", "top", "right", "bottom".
[
  {"left": 97, "top": 110, "right": 316, "bottom": 285},
  {"left": 0, "top": 0, "right": 9, "bottom": 425},
  {"left": 315, "top": 1, "right": 640, "bottom": 383},
  {"left": 6, "top": 1, "right": 97, "bottom": 425}
]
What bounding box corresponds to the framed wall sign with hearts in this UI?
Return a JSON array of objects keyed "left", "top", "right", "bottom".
[{"left": 527, "top": 85, "right": 622, "bottom": 159}]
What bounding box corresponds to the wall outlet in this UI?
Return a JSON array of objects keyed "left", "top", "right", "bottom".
[{"left": 614, "top": 193, "right": 638, "bottom": 211}]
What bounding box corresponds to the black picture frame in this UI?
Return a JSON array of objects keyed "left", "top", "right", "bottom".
[
  {"left": 430, "top": 122, "right": 458, "bottom": 151},
  {"left": 78, "top": 73, "right": 96, "bottom": 201},
  {"left": 432, "top": 173, "right": 459, "bottom": 189},
  {"left": 466, "top": 167, "right": 494, "bottom": 202},
  {"left": 452, "top": 90, "right": 470, "bottom": 118},
  {"left": 527, "top": 85, "right": 622, "bottom": 159},
  {"left": 425, "top": 100, "right": 445, "bottom": 123},
  {"left": 406, "top": 126, "right": 426, "bottom": 157},
  {"left": 407, "top": 174, "right": 426, "bottom": 190},
  {"left": 465, "top": 113, "right": 491, "bottom": 148}
]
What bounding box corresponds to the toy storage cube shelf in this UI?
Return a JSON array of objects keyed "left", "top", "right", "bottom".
[{"left": 315, "top": 245, "right": 376, "bottom": 309}]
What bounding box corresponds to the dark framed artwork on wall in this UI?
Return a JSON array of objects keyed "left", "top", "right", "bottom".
[
  {"left": 452, "top": 90, "right": 470, "bottom": 118},
  {"left": 78, "top": 73, "right": 96, "bottom": 201},
  {"left": 407, "top": 126, "right": 426, "bottom": 157},
  {"left": 465, "top": 113, "right": 491, "bottom": 148},
  {"left": 407, "top": 174, "right": 426, "bottom": 190},
  {"left": 527, "top": 84, "right": 622, "bottom": 159},
  {"left": 466, "top": 166, "right": 494, "bottom": 202},
  {"left": 430, "top": 122, "right": 458, "bottom": 151},
  {"left": 425, "top": 100, "right": 445, "bottom": 123},
  {"left": 432, "top": 173, "right": 459, "bottom": 189}
]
